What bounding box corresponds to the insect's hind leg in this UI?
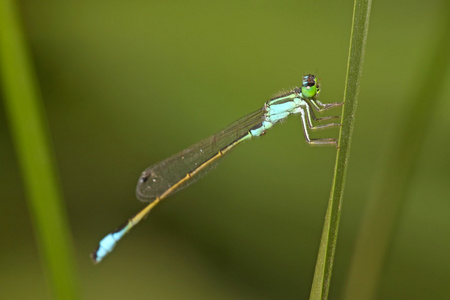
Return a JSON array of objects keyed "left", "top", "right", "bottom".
[{"left": 298, "top": 107, "right": 338, "bottom": 147}]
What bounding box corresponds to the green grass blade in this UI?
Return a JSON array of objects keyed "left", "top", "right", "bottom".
[
  {"left": 343, "top": 2, "right": 450, "bottom": 299},
  {"left": 309, "top": 0, "right": 372, "bottom": 299},
  {"left": 0, "top": 1, "right": 80, "bottom": 299}
]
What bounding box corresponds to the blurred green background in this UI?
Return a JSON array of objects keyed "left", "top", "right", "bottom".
[{"left": 1, "top": 0, "right": 450, "bottom": 299}]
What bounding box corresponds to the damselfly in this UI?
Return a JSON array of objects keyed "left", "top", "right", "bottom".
[{"left": 91, "top": 74, "right": 342, "bottom": 263}]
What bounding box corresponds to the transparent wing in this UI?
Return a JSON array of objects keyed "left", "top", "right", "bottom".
[{"left": 136, "top": 107, "right": 266, "bottom": 202}]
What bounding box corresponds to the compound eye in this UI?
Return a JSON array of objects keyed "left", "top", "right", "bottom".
[
  {"left": 301, "top": 74, "right": 318, "bottom": 98},
  {"left": 303, "top": 74, "right": 316, "bottom": 87}
]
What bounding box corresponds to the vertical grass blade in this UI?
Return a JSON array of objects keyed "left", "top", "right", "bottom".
[
  {"left": 309, "top": 0, "right": 372, "bottom": 299},
  {"left": 343, "top": 1, "right": 450, "bottom": 299},
  {"left": 0, "top": 1, "right": 80, "bottom": 299}
]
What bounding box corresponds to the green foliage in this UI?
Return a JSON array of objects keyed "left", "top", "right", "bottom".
[
  {"left": 343, "top": 1, "right": 450, "bottom": 299},
  {"left": 0, "top": 1, "right": 79, "bottom": 299},
  {"left": 310, "top": 0, "right": 372, "bottom": 299}
]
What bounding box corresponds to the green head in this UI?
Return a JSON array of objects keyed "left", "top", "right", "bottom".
[{"left": 301, "top": 74, "right": 320, "bottom": 99}]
